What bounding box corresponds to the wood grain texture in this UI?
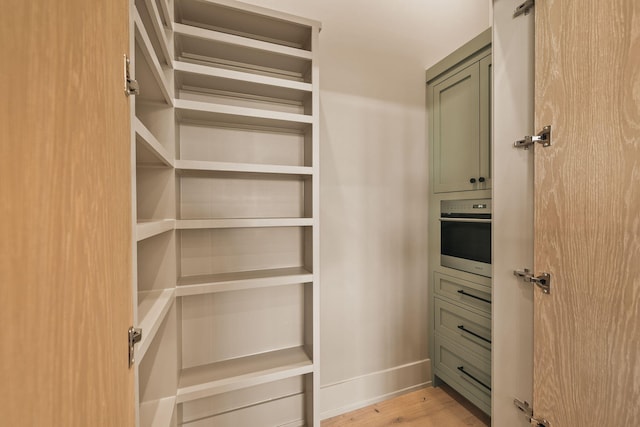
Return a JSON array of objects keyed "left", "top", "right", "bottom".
[
  {"left": 0, "top": 0, "right": 133, "bottom": 425},
  {"left": 534, "top": 0, "right": 640, "bottom": 425},
  {"left": 321, "top": 386, "right": 490, "bottom": 427}
]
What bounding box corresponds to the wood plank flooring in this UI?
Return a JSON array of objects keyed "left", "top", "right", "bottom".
[{"left": 322, "top": 386, "right": 491, "bottom": 427}]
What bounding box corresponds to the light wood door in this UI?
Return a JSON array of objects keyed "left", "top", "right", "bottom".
[
  {"left": 0, "top": 1, "right": 134, "bottom": 426},
  {"left": 534, "top": 0, "right": 640, "bottom": 425}
]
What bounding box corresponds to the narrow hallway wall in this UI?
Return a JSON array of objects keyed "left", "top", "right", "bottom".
[{"left": 237, "top": 0, "right": 491, "bottom": 417}]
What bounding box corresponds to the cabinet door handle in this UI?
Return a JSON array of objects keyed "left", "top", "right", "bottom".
[
  {"left": 478, "top": 176, "right": 486, "bottom": 183},
  {"left": 457, "top": 289, "right": 491, "bottom": 304},
  {"left": 469, "top": 178, "right": 477, "bottom": 183},
  {"left": 457, "top": 366, "right": 491, "bottom": 391},
  {"left": 457, "top": 324, "right": 491, "bottom": 344}
]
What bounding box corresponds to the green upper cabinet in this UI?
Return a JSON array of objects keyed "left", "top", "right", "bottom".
[{"left": 427, "top": 29, "right": 491, "bottom": 194}]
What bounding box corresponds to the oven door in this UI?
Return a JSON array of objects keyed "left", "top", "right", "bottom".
[{"left": 440, "top": 217, "right": 492, "bottom": 277}]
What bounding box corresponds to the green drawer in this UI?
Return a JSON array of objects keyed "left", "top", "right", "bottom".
[
  {"left": 434, "top": 272, "right": 491, "bottom": 314},
  {"left": 434, "top": 334, "right": 491, "bottom": 415},
  {"left": 434, "top": 297, "right": 491, "bottom": 361}
]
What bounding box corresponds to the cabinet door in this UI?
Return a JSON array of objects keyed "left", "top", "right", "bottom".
[
  {"left": 479, "top": 54, "right": 492, "bottom": 189},
  {"left": 0, "top": 1, "right": 134, "bottom": 425},
  {"left": 432, "top": 62, "right": 480, "bottom": 193}
]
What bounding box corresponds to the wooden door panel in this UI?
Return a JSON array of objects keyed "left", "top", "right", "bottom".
[
  {"left": 534, "top": 0, "right": 640, "bottom": 425},
  {"left": 0, "top": 1, "right": 134, "bottom": 426}
]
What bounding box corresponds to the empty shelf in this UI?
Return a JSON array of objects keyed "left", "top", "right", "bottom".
[
  {"left": 134, "top": 9, "right": 173, "bottom": 105},
  {"left": 136, "top": 219, "right": 175, "bottom": 241},
  {"left": 177, "top": 346, "right": 313, "bottom": 403},
  {"left": 137, "top": 288, "right": 175, "bottom": 363},
  {"left": 138, "top": 0, "right": 172, "bottom": 66},
  {"left": 176, "top": 266, "right": 313, "bottom": 296},
  {"left": 175, "top": 99, "right": 312, "bottom": 130},
  {"left": 174, "top": 23, "right": 312, "bottom": 61},
  {"left": 175, "top": 159, "right": 311, "bottom": 175},
  {"left": 176, "top": 218, "right": 312, "bottom": 229},
  {"left": 139, "top": 396, "right": 176, "bottom": 427},
  {"left": 175, "top": 0, "right": 319, "bottom": 49},
  {"left": 174, "top": 60, "right": 312, "bottom": 102},
  {"left": 135, "top": 118, "right": 173, "bottom": 167}
]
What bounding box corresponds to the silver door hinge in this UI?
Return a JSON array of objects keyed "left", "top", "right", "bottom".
[
  {"left": 514, "top": 269, "right": 551, "bottom": 294},
  {"left": 513, "top": 0, "right": 535, "bottom": 18},
  {"left": 514, "top": 125, "right": 551, "bottom": 149},
  {"left": 128, "top": 327, "right": 142, "bottom": 368},
  {"left": 514, "top": 399, "right": 550, "bottom": 427},
  {"left": 123, "top": 55, "right": 140, "bottom": 96}
]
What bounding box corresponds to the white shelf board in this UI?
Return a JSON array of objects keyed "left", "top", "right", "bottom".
[
  {"left": 174, "top": 23, "right": 312, "bottom": 61},
  {"left": 175, "top": 0, "right": 320, "bottom": 46},
  {"left": 176, "top": 218, "right": 313, "bottom": 229},
  {"left": 139, "top": 396, "right": 176, "bottom": 427},
  {"left": 177, "top": 346, "right": 313, "bottom": 403},
  {"left": 134, "top": 9, "right": 173, "bottom": 105},
  {"left": 174, "top": 159, "right": 311, "bottom": 176},
  {"left": 140, "top": 0, "right": 172, "bottom": 66},
  {"left": 136, "top": 219, "right": 175, "bottom": 241},
  {"left": 134, "top": 118, "right": 173, "bottom": 167},
  {"left": 175, "top": 99, "right": 312, "bottom": 130},
  {"left": 174, "top": 60, "right": 312, "bottom": 102},
  {"left": 176, "top": 266, "right": 313, "bottom": 296},
  {"left": 175, "top": 60, "right": 312, "bottom": 92},
  {"left": 174, "top": 24, "right": 312, "bottom": 82},
  {"left": 136, "top": 288, "right": 175, "bottom": 363}
]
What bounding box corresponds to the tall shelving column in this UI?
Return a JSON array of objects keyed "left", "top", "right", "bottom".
[
  {"left": 130, "top": 0, "right": 178, "bottom": 426},
  {"left": 172, "top": 1, "right": 321, "bottom": 426}
]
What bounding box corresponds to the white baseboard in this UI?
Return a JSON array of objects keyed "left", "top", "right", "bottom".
[{"left": 319, "top": 359, "right": 432, "bottom": 420}]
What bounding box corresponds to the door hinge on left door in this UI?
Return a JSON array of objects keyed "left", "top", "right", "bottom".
[
  {"left": 123, "top": 54, "right": 139, "bottom": 96},
  {"left": 514, "top": 399, "right": 550, "bottom": 427},
  {"left": 128, "top": 327, "right": 142, "bottom": 368}
]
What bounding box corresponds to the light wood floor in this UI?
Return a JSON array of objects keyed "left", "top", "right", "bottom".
[{"left": 321, "top": 385, "right": 491, "bottom": 427}]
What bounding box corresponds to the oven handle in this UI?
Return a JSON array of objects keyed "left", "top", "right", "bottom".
[{"left": 439, "top": 218, "right": 492, "bottom": 223}]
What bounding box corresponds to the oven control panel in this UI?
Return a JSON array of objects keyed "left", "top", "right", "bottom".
[{"left": 441, "top": 198, "right": 492, "bottom": 216}]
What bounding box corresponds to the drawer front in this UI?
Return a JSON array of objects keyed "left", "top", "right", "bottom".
[
  {"left": 434, "top": 335, "right": 491, "bottom": 413},
  {"left": 434, "top": 297, "right": 491, "bottom": 360},
  {"left": 434, "top": 272, "right": 491, "bottom": 314}
]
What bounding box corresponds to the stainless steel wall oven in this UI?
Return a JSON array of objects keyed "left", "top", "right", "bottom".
[{"left": 440, "top": 199, "right": 491, "bottom": 277}]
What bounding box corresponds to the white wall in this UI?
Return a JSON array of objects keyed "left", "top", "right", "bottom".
[{"left": 239, "top": 0, "right": 491, "bottom": 417}]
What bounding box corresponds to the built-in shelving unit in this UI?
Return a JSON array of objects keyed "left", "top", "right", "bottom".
[
  {"left": 130, "top": 1, "right": 177, "bottom": 426},
  {"left": 129, "top": 0, "right": 320, "bottom": 425}
]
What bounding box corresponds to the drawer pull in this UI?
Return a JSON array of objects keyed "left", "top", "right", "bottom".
[
  {"left": 457, "top": 289, "right": 491, "bottom": 304},
  {"left": 457, "top": 325, "right": 491, "bottom": 344},
  {"left": 457, "top": 366, "right": 491, "bottom": 391}
]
